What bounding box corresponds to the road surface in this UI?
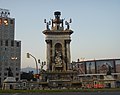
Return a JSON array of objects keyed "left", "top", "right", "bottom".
[{"left": 1, "top": 91, "right": 120, "bottom": 95}]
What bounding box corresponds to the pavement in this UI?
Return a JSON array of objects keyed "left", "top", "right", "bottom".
[{"left": 1, "top": 92, "right": 120, "bottom": 95}]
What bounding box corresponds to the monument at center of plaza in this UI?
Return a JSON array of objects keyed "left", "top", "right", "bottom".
[
  {"left": 41, "top": 11, "right": 81, "bottom": 88},
  {"left": 43, "top": 11, "right": 72, "bottom": 72}
]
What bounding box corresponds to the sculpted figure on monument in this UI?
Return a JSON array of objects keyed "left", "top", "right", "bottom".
[{"left": 55, "top": 50, "right": 62, "bottom": 66}]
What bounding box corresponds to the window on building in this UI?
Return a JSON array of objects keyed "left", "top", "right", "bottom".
[
  {"left": 4, "top": 19, "right": 8, "bottom": 25},
  {"left": 11, "top": 40, "right": 14, "bottom": 46},
  {"left": 100, "top": 75, "right": 104, "bottom": 79},
  {"left": 5, "top": 40, "right": 8, "bottom": 46},
  {"left": 10, "top": 19, "right": 14, "bottom": 24},
  {"left": 1, "top": 40, "right": 3, "bottom": 46},
  {"left": 16, "top": 68, "right": 19, "bottom": 71},
  {"left": 16, "top": 42, "right": 19, "bottom": 47},
  {"left": 5, "top": 48, "right": 7, "bottom": 50},
  {"left": 0, "top": 18, "right": 2, "bottom": 25}
]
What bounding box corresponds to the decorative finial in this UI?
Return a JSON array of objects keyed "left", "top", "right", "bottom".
[
  {"left": 44, "top": 19, "right": 51, "bottom": 30},
  {"left": 65, "top": 18, "right": 72, "bottom": 30},
  {"left": 54, "top": 11, "right": 61, "bottom": 19},
  {"left": 0, "top": 8, "right": 10, "bottom": 17}
]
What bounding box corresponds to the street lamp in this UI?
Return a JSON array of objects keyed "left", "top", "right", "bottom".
[
  {"left": 38, "top": 60, "right": 46, "bottom": 82},
  {"left": 38, "top": 60, "right": 46, "bottom": 72},
  {"left": 26, "top": 53, "right": 38, "bottom": 74}
]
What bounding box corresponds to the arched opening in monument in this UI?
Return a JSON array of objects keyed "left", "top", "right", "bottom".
[
  {"left": 55, "top": 43, "right": 62, "bottom": 52},
  {"left": 54, "top": 43, "right": 63, "bottom": 71}
]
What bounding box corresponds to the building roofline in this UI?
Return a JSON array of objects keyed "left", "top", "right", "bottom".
[{"left": 75, "top": 58, "right": 120, "bottom": 63}]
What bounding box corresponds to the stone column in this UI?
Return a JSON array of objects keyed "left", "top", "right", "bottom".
[
  {"left": 45, "top": 40, "right": 51, "bottom": 71},
  {"left": 66, "top": 40, "right": 71, "bottom": 70}
]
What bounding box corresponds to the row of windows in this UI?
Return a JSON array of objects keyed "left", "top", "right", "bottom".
[
  {"left": 0, "top": 18, "right": 14, "bottom": 26},
  {"left": 0, "top": 73, "right": 19, "bottom": 76},
  {"left": 0, "top": 63, "right": 20, "bottom": 67},
  {"left": 0, "top": 40, "right": 20, "bottom": 47},
  {"left": 0, "top": 68, "right": 19, "bottom": 71}
]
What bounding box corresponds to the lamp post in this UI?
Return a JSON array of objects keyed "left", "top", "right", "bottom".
[
  {"left": 38, "top": 60, "right": 46, "bottom": 71},
  {"left": 38, "top": 60, "right": 46, "bottom": 82},
  {"left": 27, "top": 53, "right": 38, "bottom": 74}
]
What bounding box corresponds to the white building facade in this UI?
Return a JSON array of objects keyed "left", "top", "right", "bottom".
[{"left": 0, "top": 8, "right": 21, "bottom": 87}]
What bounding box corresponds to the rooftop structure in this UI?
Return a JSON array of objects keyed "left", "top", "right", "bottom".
[{"left": 0, "top": 8, "right": 21, "bottom": 87}]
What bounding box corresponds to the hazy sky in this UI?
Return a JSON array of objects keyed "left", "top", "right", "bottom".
[{"left": 0, "top": 0, "right": 120, "bottom": 68}]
